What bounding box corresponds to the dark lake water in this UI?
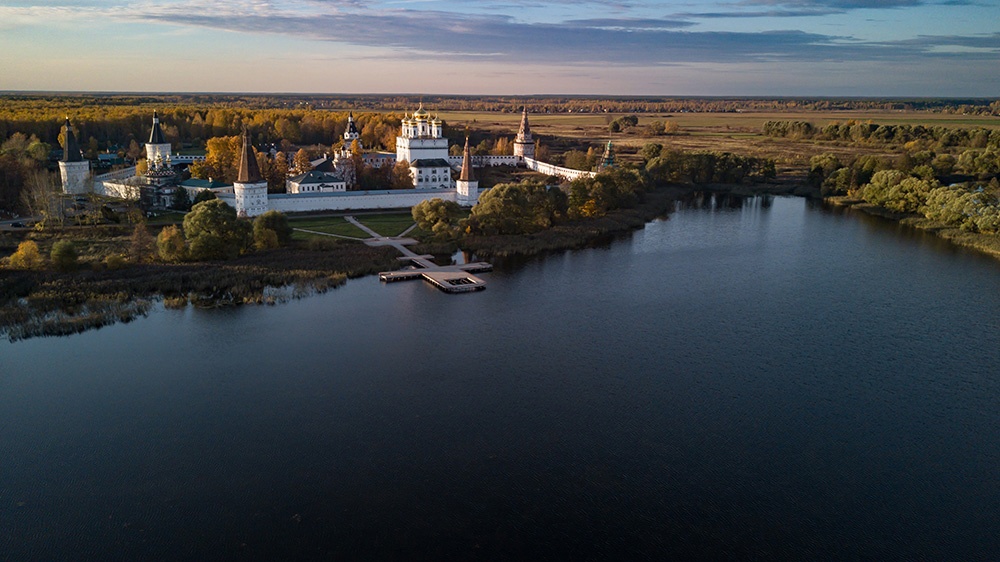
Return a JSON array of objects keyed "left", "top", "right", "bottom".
[{"left": 2, "top": 195, "right": 999, "bottom": 560}]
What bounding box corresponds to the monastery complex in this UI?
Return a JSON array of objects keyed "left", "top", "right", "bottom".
[{"left": 58, "top": 106, "right": 602, "bottom": 217}]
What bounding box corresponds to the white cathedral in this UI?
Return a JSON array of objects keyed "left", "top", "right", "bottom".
[{"left": 66, "top": 105, "right": 596, "bottom": 218}]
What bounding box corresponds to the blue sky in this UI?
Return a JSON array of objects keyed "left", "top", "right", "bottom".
[{"left": 0, "top": 0, "right": 998, "bottom": 96}]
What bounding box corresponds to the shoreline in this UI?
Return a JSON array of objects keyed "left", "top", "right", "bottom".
[{"left": 825, "top": 196, "right": 1000, "bottom": 261}]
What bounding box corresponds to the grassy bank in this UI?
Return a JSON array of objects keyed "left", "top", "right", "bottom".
[
  {"left": 461, "top": 187, "right": 680, "bottom": 258},
  {"left": 1, "top": 241, "right": 398, "bottom": 341}
]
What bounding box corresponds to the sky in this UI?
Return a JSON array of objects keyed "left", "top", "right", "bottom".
[{"left": 0, "top": 0, "right": 998, "bottom": 96}]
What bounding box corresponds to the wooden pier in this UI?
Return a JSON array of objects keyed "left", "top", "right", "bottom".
[{"left": 379, "top": 258, "right": 492, "bottom": 293}]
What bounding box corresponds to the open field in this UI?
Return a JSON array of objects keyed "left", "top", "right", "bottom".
[{"left": 443, "top": 109, "right": 1000, "bottom": 171}]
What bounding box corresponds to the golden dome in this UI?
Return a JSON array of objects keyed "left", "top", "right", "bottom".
[{"left": 413, "top": 104, "right": 429, "bottom": 119}]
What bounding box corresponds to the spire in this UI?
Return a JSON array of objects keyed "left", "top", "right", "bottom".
[
  {"left": 61, "top": 117, "right": 82, "bottom": 163},
  {"left": 517, "top": 106, "right": 532, "bottom": 140},
  {"left": 599, "top": 140, "right": 615, "bottom": 171},
  {"left": 236, "top": 127, "right": 263, "bottom": 183},
  {"left": 148, "top": 110, "right": 167, "bottom": 144},
  {"left": 459, "top": 136, "right": 475, "bottom": 182}
]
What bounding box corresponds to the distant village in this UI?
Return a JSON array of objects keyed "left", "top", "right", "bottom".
[{"left": 57, "top": 107, "right": 611, "bottom": 217}]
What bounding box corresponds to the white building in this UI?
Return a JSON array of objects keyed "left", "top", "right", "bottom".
[
  {"left": 395, "top": 104, "right": 452, "bottom": 189},
  {"left": 287, "top": 170, "right": 346, "bottom": 193}
]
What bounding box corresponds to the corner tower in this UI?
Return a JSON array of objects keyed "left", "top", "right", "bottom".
[
  {"left": 233, "top": 129, "right": 268, "bottom": 217},
  {"left": 513, "top": 106, "right": 534, "bottom": 160},
  {"left": 456, "top": 136, "right": 479, "bottom": 206},
  {"left": 145, "top": 110, "right": 172, "bottom": 168},
  {"left": 58, "top": 118, "right": 90, "bottom": 194}
]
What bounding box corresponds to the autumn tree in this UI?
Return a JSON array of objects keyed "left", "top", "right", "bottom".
[
  {"left": 157, "top": 225, "right": 187, "bottom": 262},
  {"left": 189, "top": 135, "right": 242, "bottom": 183},
  {"left": 129, "top": 223, "right": 156, "bottom": 263},
  {"left": 293, "top": 148, "right": 313, "bottom": 175},
  {"left": 391, "top": 160, "right": 413, "bottom": 190},
  {"left": 6, "top": 240, "right": 43, "bottom": 269}
]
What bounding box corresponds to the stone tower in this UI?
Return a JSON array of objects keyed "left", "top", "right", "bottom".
[
  {"left": 233, "top": 129, "right": 268, "bottom": 217},
  {"left": 58, "top": 118, "right": 90, "bottom": 194},
  {"left": 513, "top": 106, "right": 535, "bottom": 160},
  {"left": 456, "top": 136, "right": 479, "bottom": 206},
  {"left": 145, "top": 110, "right": 172, "bottom": 168}
]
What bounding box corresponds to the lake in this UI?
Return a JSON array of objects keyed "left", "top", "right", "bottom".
[{"left": 2, "top": 195, "right": 999, "bottom": 560}]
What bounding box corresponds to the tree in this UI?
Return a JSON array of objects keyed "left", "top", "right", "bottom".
[
  {"left": 157, "top": 225, "right": 187, "bottom": 262},
  {"left": 293, "top": 148, "right": 312, "bottom": 175},
  {"left": 412, "top": 198, "right": 464, "bottom": 241},
  {"left": 171, "top": 186, "right": 192, "bottom": 211},
  {"left": 253, "top": 227, "right": 279, "bottom": 250},
  {"left": 189, "top": 135, "right": 241, "bottom": 183},
  {"left": 391, "top": 160, "right": 413, "bottom": 190},
  {"left": 129, "top": 224, "right": 155, "bottom": 263},
  {"left": 466, "top": 181, "right": 565, "bottom": 235},
  {"left": 50, "top": 239, "right": 78, "bottom": 272},
  {"left": 7, "top": 240, "right": 43, "bottom": 269},
  {"left": 183, "top": 199, "right": 251, "bottom": 261},
  {"left": 19, "top": 170, "right": 63, "bottom": 228},
  {"left": 193, "top": 190, "right": 217, "bottom": 205},
  {"left": 252, "top": 210, "right": 292, "bottom": 246}
]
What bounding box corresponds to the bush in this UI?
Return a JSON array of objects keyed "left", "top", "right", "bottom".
[
  {"left": 103, "top": 253, "right": 127, "bottom": 270},
  {"left": 253, "top": 210, "right": 292, "bottom": 246},
  {"left": 254, "top": 227, "right": 280, "bottom": 250},
  {"left": 50, "top": 239, "right": 78, "bottom": 272},
  {"left": 7, "top": 240, "right": 44, "bottom": 269},
  {"left": 157, "top": 225, "right": 187, "bottom": 262}
]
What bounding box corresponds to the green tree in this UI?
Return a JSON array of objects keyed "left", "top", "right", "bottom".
[
  {"left": 467, "top": 181, "right": 565, "bottom": 235},
  {"left": 6, "top": 240, "right": 43, "bottom": 269},
  {"left": 157, "top": 225, "right": 187, "bottom": 262},
  {"left": 50, "top": 239, "right": 78, "bottom": 272},
  {"left": 193, "top": 190, "right": 217, "bottom": 205},
  {"left": 183, "top": 199, "right": 251, "bottom": 260},
  {"left": 253, "top": 227, "right": 279, "bottom": 250},
  {"left": 171, "top": 186, "right": 192, "bottom": 211},
  {"left": 252, "top": 210, "right": 292, "bottom": 246},
  {"left": 412, "top": 198, "right": 464, "bottom": 241}
]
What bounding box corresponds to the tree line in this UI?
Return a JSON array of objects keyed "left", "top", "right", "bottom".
[{"left": 763, "top": 120, "right": 1000, "bottom": 150}]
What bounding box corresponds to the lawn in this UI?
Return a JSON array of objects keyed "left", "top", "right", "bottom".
[
  {"left": 352, "top": 213, "right": 418, "bottom": 237},
  {"left": 288, "top": 216, "right": 369, "bottom": 239}
]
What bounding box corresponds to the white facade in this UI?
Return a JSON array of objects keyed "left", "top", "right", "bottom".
[
  {"left": 395, "top": 104, "right": 449, "bottom": 188},
  {"left": 234, "top": 180, "right": 268, "bottom": 217},
  {"left": 59, "top": 160, "right": 91, "bottom": 194}
]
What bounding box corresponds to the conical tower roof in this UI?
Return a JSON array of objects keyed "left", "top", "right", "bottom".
[
  {"left": 517, "top": 106, "right": 532, "bottom": 140},
  {"left": 148, "top": 110, "right": 167, "bottom": 144},
  {"left": 61, "top": 117, "right": 82, "bottom": 163},
  {"left": 236, "top": 128, "right": 263, "bottom": 183},
  {"left": 459, "top": 136, "right": 475, "bottom": 182}
]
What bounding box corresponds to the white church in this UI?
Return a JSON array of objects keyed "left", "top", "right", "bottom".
[{"left": 63, "top": 105, "right": 598, "bottom": 217}]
